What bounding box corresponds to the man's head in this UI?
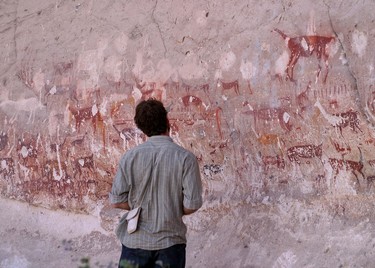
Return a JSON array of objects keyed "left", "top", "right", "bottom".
[{"left": 134, "top": 99, "right": 169, "bottom": 137}]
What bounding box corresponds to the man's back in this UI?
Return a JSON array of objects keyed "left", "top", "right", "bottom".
[
  {"left": 113, "top": 136, "right": 202, "bottom": 250},
  {"left": 110, "top": 99, "right": 202, "bottom": 268}
]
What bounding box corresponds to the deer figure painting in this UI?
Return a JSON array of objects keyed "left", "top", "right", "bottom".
[{"left": 274, "top": 28, "right": 335, "bottom": 83}]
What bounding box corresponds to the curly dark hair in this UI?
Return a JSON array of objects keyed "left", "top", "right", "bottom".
[{"left": 134, "top": 99, "right": 169, "bottom": 137}]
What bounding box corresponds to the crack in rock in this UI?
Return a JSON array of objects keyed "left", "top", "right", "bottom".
[
  {"left": 151, "top": 0, "right": 167, "bottom": 57},
  {"left": 325, "top": 2, "right": 374, "bottom": 128}
]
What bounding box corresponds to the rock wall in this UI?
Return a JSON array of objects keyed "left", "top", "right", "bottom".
[{"left": 1, "top": 0, "right": 375, "bottom": 267}]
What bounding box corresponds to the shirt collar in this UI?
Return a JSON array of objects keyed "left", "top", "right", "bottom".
[{"left": 147, "top": 135, "right": 173, "bottom": 143}]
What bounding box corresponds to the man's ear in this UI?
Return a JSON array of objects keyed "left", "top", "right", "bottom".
[{"left": 166, "top": 118, "right": 171, "bottom": 133}]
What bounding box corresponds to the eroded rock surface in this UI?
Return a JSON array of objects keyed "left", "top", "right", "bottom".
[{"left": 1, "top": 0, "right": 375, "bottom": 267}]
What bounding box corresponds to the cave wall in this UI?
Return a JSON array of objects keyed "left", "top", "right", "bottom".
[{"left": 1, "top": 0, "right": 375, "bottom": 266}]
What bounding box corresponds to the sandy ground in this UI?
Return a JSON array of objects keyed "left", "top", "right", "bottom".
[
  {"left": 2, "top": 196, "right": 375, "bottom": 268},
  {"left": 0, "top": 197, "right": 119, "bottom": 268},
  {"left": 186, "top": 196, "right": 375, "bottom": 268}
]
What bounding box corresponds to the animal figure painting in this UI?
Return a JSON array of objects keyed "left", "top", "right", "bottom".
[{"left": 274, "top": 28, "right": 335, "bottom": 82}]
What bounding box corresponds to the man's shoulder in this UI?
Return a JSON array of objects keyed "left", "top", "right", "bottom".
[
  {"left": 169, "top": 142, "right": 197, "bottom": 160},
  {"left": 120, "top": 142, "right": 148, "bottom": 159}
]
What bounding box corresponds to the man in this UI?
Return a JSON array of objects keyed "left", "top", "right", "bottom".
[{"left": 109, "top": 99, "right": 203, "bottom": 268}]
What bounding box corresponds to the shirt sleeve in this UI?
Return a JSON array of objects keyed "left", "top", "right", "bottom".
[
  {"left": 109, "top": 157, "right": 130, "bottom": 204},
  {"left": 182, "top": 153, "right": 203, "bottom": 210}
]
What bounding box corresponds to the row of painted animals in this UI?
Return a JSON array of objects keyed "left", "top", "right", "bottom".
[
  {"left": 0, "top": 152, "right": 97, "bottom": 182},
  {"left": 16, "top": 27, "right": 336, "bottom": 120},
  {"left": 261, "top": 143, "right": 375, "bottom": 189}
]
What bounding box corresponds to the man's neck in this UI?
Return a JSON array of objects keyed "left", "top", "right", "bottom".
[
  {"left": 148, "top": 132, "right": 169, "bottom": 138},
  {"left": 161, "top": 131, "right": 170, "bottom": 136}
]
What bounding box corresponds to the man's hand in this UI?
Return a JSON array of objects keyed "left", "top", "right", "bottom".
[
  {"left": 183, "top": 207, "right": 198, "bottom": 215},
  {"left": 112, "top": 202, "right": 130, "bottom": 210}
]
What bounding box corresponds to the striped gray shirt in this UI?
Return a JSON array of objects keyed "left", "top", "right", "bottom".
[{"left": 109, "top": 135, "right": 203, "bottom": 250}]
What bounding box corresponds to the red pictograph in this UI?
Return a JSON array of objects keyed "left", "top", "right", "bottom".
[{"left": 274, "top": 28, "right": 335, "bottom": 83}]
